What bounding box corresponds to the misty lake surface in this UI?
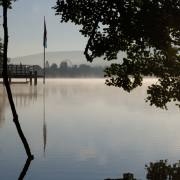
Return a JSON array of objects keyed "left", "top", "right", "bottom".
[{"left": 0, "top": 78, "right": 180, "bottom": 180}]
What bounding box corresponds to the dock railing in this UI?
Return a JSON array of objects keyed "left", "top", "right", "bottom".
[{"left": 0, "top": 64, "right": 43, "bottom": 78}]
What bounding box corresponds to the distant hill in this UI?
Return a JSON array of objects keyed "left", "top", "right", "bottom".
[{"left": 10, "top": 50, "right": 123, "bottom": 67}]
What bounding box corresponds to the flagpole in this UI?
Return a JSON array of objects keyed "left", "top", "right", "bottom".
[
  {"left": 43, "top": 16, "right": 46, "bottom": 84},
  {"left": 43, "top": 44, "right": 45, "bottom": 84}
]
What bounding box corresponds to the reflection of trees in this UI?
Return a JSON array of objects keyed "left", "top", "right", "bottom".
[{"left": 106, "top": 160, "right": 180, "bottom": 180}]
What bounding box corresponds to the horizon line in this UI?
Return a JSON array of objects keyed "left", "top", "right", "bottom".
[{"left": 10, "top": 50, "right": 85, "bottom": 59}]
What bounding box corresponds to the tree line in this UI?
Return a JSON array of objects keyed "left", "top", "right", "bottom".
[{"left": 45, "top": 60, "right": 104, "bottom": 77}]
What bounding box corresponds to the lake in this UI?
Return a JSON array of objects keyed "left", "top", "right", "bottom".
[{"left": 0, "top": 78, "right": 180, "bottom": 180}]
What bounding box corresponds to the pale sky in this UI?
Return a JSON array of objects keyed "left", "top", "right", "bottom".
[{"left": 0, "top": 0, "right": 87, "bottom": 58}]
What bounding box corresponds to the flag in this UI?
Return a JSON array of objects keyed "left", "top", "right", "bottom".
[{"left": 43, "top": 17, "right": 47, "bottom": 48}]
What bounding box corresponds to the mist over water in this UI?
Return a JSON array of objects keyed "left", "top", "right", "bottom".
[{"left": 0, "top": 78, "right": 179, "bottom": 180}]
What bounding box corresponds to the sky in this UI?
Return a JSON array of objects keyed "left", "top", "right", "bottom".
[{"left": 0, "top": 0, "right": 87, "bottom": 58}]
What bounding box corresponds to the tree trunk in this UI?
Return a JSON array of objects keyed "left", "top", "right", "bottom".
[{"left": 2, "top": 0, "right": 33, "bottom": 159}]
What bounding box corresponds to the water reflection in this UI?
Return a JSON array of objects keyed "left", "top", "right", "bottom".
[
  {"left": 18, "top": 157, "right": 33, "bottom": 180},
  {"left": 0, "top": 85, "right": 39, "bottom": 128},
  {"left": 13, "top": 86, "right": 38, "bottom": 107},
  {"left": 0, "top": 79, "right": 180, "bottom": 179},
  {"left": 0, "top": 87, "right": 6, "bottom": 127},
  {"left": 43, "top": 86, "right": 47, "bottom": 157},
  {"left": 106, "top": 160, "right": 180, "bottom": 180}
]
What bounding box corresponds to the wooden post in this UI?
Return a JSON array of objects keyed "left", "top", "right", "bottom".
[
  {"left": 25, "top": 65, "right": 28, "bottom": 82},
  {"left": 8, "top": 70, "right": 11, "bottom": 84},
  {"left": 9, "top": 77, "right": 11, "bottom": 84},
  {"left": 34, "top": 71, "right": 37, "bottom": 86},
  {"left": 16, "top": 65, "right": 17, "bottom": 75},
  {"left": 30, "top": 71, "right": 32, "bottom": 86}
]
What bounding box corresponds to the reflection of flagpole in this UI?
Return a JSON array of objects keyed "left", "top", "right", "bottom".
[{"left": 43, "top": 85, "right": 47, "bottom": 157}]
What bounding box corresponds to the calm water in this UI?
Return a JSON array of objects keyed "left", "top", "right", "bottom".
[{"left": 0, "top": 78, "right": 180, "bottom": 180}]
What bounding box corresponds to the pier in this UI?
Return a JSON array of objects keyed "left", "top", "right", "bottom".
[{"left": 0, "top": 64, "right": 43, "bottom": 85}]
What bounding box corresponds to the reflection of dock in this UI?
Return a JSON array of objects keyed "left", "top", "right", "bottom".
[
  {"left": 0, "top": 85, "right": 39, "bottom": 127},
  {"left": 0, "top": 87, "right": 38, "bottom": 107}
]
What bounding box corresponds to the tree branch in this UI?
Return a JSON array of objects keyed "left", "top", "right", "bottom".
[{"left": 2, "top": 0, "right": 33, "bottom": 159}]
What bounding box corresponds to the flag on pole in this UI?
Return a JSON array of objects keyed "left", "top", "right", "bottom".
[{"left": 43, "top": 17, "right": 47, "bottom": 48}]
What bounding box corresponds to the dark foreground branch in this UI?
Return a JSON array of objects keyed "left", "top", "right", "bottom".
[{"left": 2, "top": 0, "right": 33, "bottom": 159}]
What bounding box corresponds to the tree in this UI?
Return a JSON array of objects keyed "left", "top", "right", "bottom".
[
  {"left": 59, "top": 61, "right": 68, "bottom": 70},
  {"left": 51, "top": 62, "right": 58, "bottom": 70},
  {"left": 45, "top": 60, "right": 50, "bottom": 69},
  {"left": 54, "top": 0, "right": 180, "bottom": 109},
  {"left": 0, "top": 38, "right": 3, "bottom": 65},
  {"left": 0, "top": 0, "right": 33, "bottom": 159}
]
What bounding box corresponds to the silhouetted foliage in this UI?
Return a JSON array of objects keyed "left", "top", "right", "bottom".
[
  {"left": 0, "top": 0, "right": 16, "bottom": 8},
  {"left": 54, "top": 0, "right": 180, "bottom": 109},
  {"left": 106, "top": 160, "right": 180, "bottom": 180},
  {"left": 146, "top": 160, "right": 180, "bottom": 180}
]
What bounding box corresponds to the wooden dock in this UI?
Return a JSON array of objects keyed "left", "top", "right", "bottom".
[{"left": 0, "top": 64, "right": 43, "bottom": 85}]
